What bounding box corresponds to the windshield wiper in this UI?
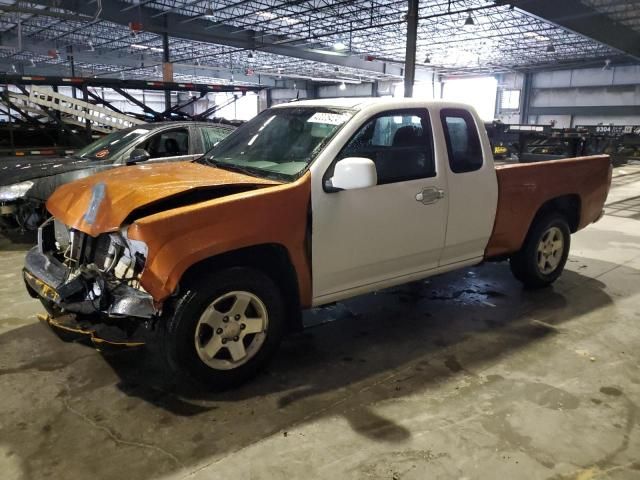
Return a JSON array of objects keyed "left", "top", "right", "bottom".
[{"left": 207, "top": 158, "right": 262, "bottom": 178}]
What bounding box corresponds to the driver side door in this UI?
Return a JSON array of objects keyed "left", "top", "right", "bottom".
[{"left": 311, "top": 109, "right": 448, "bottom": 304}]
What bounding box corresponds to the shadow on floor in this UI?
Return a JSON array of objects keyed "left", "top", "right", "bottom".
[{"left": 0, "top": 258, "right": 630, "bottom": 480}]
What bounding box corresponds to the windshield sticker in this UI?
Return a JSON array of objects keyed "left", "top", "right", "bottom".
[
  {"left": 95, "top": 149, "right": 110, "bottom": 158},
  {"left": 307, "top": 112, "right": 350, "bottom": 125}
]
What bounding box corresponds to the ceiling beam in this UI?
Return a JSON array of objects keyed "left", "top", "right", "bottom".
[
  {"left": 26, "top": 0, "right": 408, "bottom": 77},
  {"left": 0, "top": 33, "right": 277, "bottom": 86},
  {"left": 503, "top": 0, "right": 640, "bottom": 62}
]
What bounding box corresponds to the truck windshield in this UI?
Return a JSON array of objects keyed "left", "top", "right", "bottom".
[
  {"left": 201, "top": 107, "right": 354, "bottom": 180},
  {"left": 73, "top": 128, "right": 150, "bottom": 160}
]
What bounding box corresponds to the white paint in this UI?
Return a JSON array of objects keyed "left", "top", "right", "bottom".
[{"left": 292, "top": 98, "right": 497, "bottom": 305}]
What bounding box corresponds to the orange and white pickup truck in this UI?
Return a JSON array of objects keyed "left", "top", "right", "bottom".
[{"left": 23, "top": 98, "right": 612, "bottom": 387}]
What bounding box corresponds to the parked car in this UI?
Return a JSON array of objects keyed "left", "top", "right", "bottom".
[
  {"left": 0, "top": 121, "right": 234, "bottom": 232},
  {"left": 23, "top": 98, "right": 612, "bottom": 389}
]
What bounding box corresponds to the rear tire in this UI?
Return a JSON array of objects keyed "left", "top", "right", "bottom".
[
  {"left": 510, "top": 213, "right": 571, "bottom": 289},
  {"left": 162, "top": 267, "right": 286, "bottom": 390}
]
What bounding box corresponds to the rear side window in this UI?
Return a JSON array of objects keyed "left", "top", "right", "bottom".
[
  {"left": 202, "top": 127, "right": 229, "bottom": 151},
  {"left": 440, "top": 109, "right": 483, "bottom": 173}
]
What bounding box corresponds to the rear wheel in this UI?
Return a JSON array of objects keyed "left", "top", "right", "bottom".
[
  {"left": 510, "top": 213, "right": 571, "bottom": 288},
  {"left": 162, "top": 267, "right": 285, "bottom": 389}
]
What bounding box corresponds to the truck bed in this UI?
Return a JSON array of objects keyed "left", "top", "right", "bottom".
[{"left": 485, "top": 155, "right": 611, "bottom": 258}]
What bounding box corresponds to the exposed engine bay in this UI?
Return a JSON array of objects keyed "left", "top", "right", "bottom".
[{"left": 23, "top": 218, "right": 157, "bottom": 320}]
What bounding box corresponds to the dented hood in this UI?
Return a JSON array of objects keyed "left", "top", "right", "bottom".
[{"left": 47, "top": 161, "right": 280, "bottom": 236}]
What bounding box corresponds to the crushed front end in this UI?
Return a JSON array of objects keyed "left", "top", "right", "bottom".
[{"left": 23, "top": 218, "right": 158, "bottom": 346}]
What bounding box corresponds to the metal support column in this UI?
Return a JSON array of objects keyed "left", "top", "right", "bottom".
[
  {"left": 82, "top": 85, "right": 92, "bottom": 142},
  {"left": 520, "top": 72, "right": 533, "bottom": 124},
  {"left": 162, "top": 32, "right": 172, "bottom": 110},
  {"left": 4, "top": 85, "right": 15, "bottom": 151},
  {"left": 66, "top": 45, "right": 77, "bottom": 99},
  {"left": 403, "top": 0, "right": 419, "bottom": 98}
]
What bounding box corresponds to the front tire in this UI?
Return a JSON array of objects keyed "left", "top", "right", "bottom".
[
  {"left": 162, "top": 267, "right": 286, "bottom": 389},
  {"left": 510, "top": 213, "right": 571, "bottom": 289}
]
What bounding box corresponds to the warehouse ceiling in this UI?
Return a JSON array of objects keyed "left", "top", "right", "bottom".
[{"left": 0, "top": 0, "right": 639, "bottom": 85}]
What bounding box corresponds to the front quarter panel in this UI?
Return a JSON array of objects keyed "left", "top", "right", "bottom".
[{"left": 128, "top": 172, "right": 312, "bottom": 306}]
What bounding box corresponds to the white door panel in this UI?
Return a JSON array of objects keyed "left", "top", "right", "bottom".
[
  {"left": 312, "top": 177, "right": 447, "bottom": 299},
  {"left": 310, "top": 108, "right": 448, "bottom": 302},
  {"left": 438, "top": 109, "right": 498, "bottom": 265}
]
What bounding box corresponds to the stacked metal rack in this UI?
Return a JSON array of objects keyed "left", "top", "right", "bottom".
[
  {"left": 0, "top": 74, "right": 263, "bottom": 157},
  {"left": 487, "top": 122, "right": 640, "bottom": 165}
]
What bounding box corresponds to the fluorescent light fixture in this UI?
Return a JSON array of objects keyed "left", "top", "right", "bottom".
[
  {"left": 333, "top": 41, "right": 347, "bottom": 51},
  {"left": 256, "top": 11, "right": 297, "bottom": 24},
  {"left": 524, "top": 32, "right": 550, "bottom": 42},
  {"left": 305, "top": 48, "right": 349, "bottom": 57},
  {"left": 131, "top": 44, "right": 164, "bottom": 53},
  {"left": 339, "top": 82, "right": 346, "bottom": 91}
]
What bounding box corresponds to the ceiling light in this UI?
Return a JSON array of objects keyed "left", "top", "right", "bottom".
[
  {"left": 30, "top": 59, "right": 36, "bottom": 67},
  {"left": 603, "top": 58, "right": 611, "bottom": 71},
  {"left": 339, "top": 81, "right": 346, "bottom": 91},
  {"left": 88, "top": 41, "right": 95, "bottom": 52},
  {"left": 247, "top": 51, "right": 254, "bottom": 59},
  {"left": 11, "top": 64, "right": 16, "bottom": 72},
  {"left": 333, "top": 41, "right": 347, "bottom": 51},
  {"left": 131, "top": 44, "right": 164, "bottom": 53},
  {"left": 424, "top": 55, "right": 431, "bottom": 63},
  {"left": 203, "top": 6, "right": 215, "bottom": 20},
  {"left": 464, "top": 11, "right": 475, "bottom": 27},
  {"left": 546, "top": 44, "right": 555, "bottom": 53}
]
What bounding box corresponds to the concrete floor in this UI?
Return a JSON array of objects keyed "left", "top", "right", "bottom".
[{"left": 1, "top": 165, "right": 640, "bottom": 480}]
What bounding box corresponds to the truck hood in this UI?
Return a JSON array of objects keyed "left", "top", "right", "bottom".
[
  {"left": 47, "top": 161, "right": 280, "bottom": 236},
  {"left": 0, "top": 156, "right": 93, "bottom": 186}
]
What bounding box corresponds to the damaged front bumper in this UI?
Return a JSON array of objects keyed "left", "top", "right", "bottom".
[{"left": 23, "top": 246, "right": 157, "bottom": 319}]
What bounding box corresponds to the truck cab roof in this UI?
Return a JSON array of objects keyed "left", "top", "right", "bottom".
[{"left": 274, "top": 97, "right": 477, "bottom": 113}]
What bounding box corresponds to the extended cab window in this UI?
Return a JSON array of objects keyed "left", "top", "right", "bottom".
[
  {"left": 338, "top": 109, "right": 434, "bottom": 185},
  {"left": 441, "top": 109, "right": 483, "bottom": 173},
  {"left": 143, "top": 128, "right": 189, "bottom": 159}
]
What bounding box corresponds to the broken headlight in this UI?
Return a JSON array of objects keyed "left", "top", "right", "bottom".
[
  {"left": 96, "top": 228, "right": 148, "bottom": 283},
  {"left": 0, "top": 181, "right": 34, "bottom": 201}
]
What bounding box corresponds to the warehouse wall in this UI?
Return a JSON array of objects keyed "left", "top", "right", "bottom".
[{"left": 495, "top": 66, "right": 640, "bottom": 127}]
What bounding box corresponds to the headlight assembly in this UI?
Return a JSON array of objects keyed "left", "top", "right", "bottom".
[{"left": 0, "top": 181, "right": 34, "bottom": 201}]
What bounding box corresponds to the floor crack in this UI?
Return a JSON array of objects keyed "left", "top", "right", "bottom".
[{"left": 62, "top": 398, "right": 184, "bottom": 468}]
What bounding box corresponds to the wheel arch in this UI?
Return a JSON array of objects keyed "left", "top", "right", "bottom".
[
  {"left": 178, "top": 243, "right": 304, "bottom": 332},
  {"left": 531, "top": 194, "right": 581, "bottom": 234}
]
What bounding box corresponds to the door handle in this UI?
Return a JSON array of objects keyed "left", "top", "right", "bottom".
[{"left": 415, "top": 187, "right": 445, "bottom": 204}]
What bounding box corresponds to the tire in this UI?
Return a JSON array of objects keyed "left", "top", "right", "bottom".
[
  {"left": 162, "top": 267, "right": 286, "bottom": 389},
  {"left": 509, "top": 213, "right": 571, "bottom": 289}
]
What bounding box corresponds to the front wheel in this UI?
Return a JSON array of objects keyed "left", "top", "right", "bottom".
[
  {"left": 509, "top": 213, "right": 571, "bottom": 288},
  {"left": 162, "top": 267, "right": 286, "bottom": 389}
]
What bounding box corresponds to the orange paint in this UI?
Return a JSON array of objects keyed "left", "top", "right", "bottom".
[
  {"left": 46, "top": 161, "right": 311, "bottom": 307},
  {"left": 485, "top": 155, "right": 611, "bottom": 258},
  {"left": 128, "top": 172, "right": 312, "bottom": 306},
  {"left": 46, "top": 162, "right": 279, "bottom": 236}
]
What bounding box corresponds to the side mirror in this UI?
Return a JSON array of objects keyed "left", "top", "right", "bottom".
[
  {"left": 327, "top": 157, "right": 377, "bottom": 191},
  {"left": 127, "top": 148, "right": 150, "bottom": 165}
]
